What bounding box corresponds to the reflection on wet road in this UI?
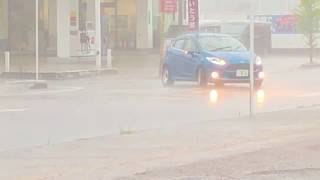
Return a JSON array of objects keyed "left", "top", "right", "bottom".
[
  {"left": 209, "top": 87, "right": 265, "bottom": 105},
  {"left": 1, "top": 62, "right": 320, "bottom": 151}
]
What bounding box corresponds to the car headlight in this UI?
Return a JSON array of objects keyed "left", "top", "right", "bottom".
[
  {"left": 206, "top": 57, "right": 227, "bottom": 66},
  {"left": 256, "top": 56, "right": 263, "bottom": 66}
]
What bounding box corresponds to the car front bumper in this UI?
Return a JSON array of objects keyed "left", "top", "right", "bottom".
[{"left": 207, "top": 67, "right": 264, "bottom": 84}]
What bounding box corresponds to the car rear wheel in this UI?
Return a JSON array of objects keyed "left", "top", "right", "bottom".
[
  {"left": 162, "top": 66, "right": 174, "bottom": 86},
  {"left": 197, "top": 68, "right": 208, "bottom": 87}
]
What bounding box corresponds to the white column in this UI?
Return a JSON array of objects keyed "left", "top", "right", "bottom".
[
  {"left": 36, "top": 0, "right": 39, "bottom": 80},
  {"left": 95, "top": 0, "right": 101, "bottom": 69},
  {"left": 57, "top": 0, "right": 70, "bottom": 58},
  {"left": 4, "top": 51, "right": 10, "bottom": 72},
  {"left": 136, "top": 0, "right": 153, "bottom": 49},
  {"left": 249, "top": 15, "right": 255, "bottom": 118}
]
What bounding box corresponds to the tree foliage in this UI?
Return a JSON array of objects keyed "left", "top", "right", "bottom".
[{"left": 296, "top": 0, "right": 320, "bottom": 63}]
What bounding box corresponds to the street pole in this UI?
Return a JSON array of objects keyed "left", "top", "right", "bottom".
[
  {"left": 159, "top": 13, "right": 165, "bottom": 76},
  {"left": 249, "top": 15, "right": 255, "bottom": 118},
  {"left": 35, "top": 0, "right": 39, "bottom": 80},
  {"left": 4, "top": 51, "right": 10, "bottom": 72},
  {"left": 95, "top": 0, "right": 102, "bottom": 70}
]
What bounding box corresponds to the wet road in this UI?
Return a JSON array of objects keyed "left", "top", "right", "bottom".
[{"left": 0, "top": 55, "right": 320, "bottom": 151}]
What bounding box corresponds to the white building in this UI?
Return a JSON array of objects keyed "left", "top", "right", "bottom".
[
  {"left": 200, "top": 0, "right": 301, "bottom": 20},
  {"left": 199, "top": 0, "right": 317, "bottom": 49}
]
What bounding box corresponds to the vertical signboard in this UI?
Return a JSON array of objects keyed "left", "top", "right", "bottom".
[
  {"left": 188, "top": 0, "right": 199, "bottom": 31},
  {"left": 160, "top": 0, "right": 177, "bottom": 13}
]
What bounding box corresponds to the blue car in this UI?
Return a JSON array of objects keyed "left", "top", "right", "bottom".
[{"left": 161, "top": 33, "right": 264, "bottom": 88}]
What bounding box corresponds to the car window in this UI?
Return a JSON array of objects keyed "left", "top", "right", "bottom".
[
  {"left": 184, "top": 39, "right": 197, "bottom": 52},
  {"left": 173, "top": 39, "right": 185, "bottom": 50}
]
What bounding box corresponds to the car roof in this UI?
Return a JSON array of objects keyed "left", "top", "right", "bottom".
[{"left": 176, "top": 33, "right": 231, "bottom": 39}]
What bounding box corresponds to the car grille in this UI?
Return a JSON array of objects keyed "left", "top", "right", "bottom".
[
  {"left": 224, "top": 64, "right": 250, "bottom": 79},
  {"left": 226, "top": 64, "right": 250, "bottom": 71}
]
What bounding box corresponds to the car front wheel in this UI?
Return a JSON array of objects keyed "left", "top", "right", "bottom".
[{"left": 162, "top": 66, "right": 174, "bottom": 86}]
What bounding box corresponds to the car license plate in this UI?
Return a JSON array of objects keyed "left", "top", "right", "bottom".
[{"left": 236, "top": 70, "right": 249, "bottom": 77}]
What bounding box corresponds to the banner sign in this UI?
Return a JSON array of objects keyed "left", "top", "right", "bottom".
[
  {"left": 253, "top": 15, "right": 299, "bottom": 34},
  {"left": 160, "top": 0, "right": 177, "bottom": 13},
  {"left": 188, "top": 0, "right": 199, "bottom": 31}
]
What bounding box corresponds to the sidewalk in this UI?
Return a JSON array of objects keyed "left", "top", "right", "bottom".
[
  {"left": 0, "top": 50, "right": 161, "bottom": 79},
  {"left": 0, "top": 108, "right": 320, "bottom": 180}
]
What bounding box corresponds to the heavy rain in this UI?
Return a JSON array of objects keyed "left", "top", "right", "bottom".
[{"left": 0, "top": 0, "right": 320, "bottom": 179}]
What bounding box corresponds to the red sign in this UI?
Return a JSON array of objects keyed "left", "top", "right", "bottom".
[
  {"left": 188, "top": 0, "right": 199, "bottom": 31},
  {"left": 160, "top": 0, "right": 177, "bottom": 13}
]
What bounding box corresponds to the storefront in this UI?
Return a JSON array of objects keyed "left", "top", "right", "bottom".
[{"left": 1, "top": 0, "right": 155, "bottom": 58}]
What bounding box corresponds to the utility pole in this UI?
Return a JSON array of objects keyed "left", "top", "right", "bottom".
[
  {"left": 159, "top": 13, "right": 165, "bottom": 76},
  {"left": 95, "top": 0, "right": 102, "bottom": 70},
  {"left": 35, "top": 0, "right": 39, "bottom": 80},
  {"left": 249, "top": 13, "right": 255, "bottom": 118}
]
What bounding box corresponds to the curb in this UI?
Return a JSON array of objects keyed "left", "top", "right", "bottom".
[
  {"left": 4, "top": 80, "right": 48, "bottom": 90},
  {"left": 300, "top": 63, "right": 320, "bottom": 69},
  {"left": 0, "top": 68, "right": 118, "bottom": 80}
]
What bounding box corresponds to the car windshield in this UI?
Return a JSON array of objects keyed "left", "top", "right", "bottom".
[{"left": 198, "top": 35, "right": 247, "bottom": 52}]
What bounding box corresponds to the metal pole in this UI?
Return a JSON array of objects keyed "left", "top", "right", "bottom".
[
  {"left": 159, "top": 13, "right": 165, "bottom": 76},
  {"left": 249, "top": 15, "right": 255, "bottom": 118},
  {"left": 36, "top": 0, "right": 39, "bottom": 80},
  {"left": 5, "top": 51, "right": 10, "bottom": 72},
  {"left": 114, "top": 0, "right": 118, "bottom": 49},
  {"left": 107, "top": 49, "right": 112, "bottom": 69},
  {"left": 95, "top": 0, "right": 102, "bottom": 69}
]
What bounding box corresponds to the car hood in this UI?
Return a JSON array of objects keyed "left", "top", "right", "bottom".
[{"left": 204, "top": 51, "right": 252, "bottom": 64}]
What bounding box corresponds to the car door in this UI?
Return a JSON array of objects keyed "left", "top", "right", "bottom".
[
  {"left": 168, "top": 38, "right": 186, "bottom": 79},
  {"left": 182, "top": 38, "right": 201, "bottom": 80}
]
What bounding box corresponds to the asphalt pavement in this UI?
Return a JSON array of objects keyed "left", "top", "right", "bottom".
[
  {"left": 0, "top": 54, "right": 319, "bottom": 151},
  {"left": 0, "top": 54, "right": 320, "bottom": 179}
]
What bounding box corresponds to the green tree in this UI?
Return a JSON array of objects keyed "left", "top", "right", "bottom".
[{"left": 296, "top": 0, "right": 320, "bottom": 64}]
